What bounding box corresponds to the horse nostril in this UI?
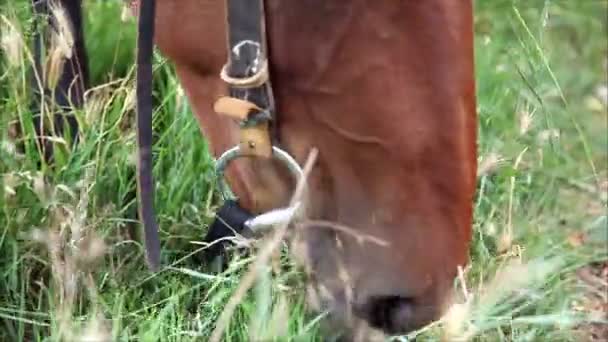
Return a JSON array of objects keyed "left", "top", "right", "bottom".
[{"left": 355, "top": 296, "right": 415, "bottom": 333}]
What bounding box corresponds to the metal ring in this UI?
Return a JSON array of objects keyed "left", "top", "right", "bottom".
[
  {"left": 215, "top": 145, "right": 303, "bottom": 201},
  {"left": 219, "top": 59, "right": 269, "bottom": 89}
]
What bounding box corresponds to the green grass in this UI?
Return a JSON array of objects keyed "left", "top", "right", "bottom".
[{"left": 1, "top": 0, "right": 607, "bottom": 341}]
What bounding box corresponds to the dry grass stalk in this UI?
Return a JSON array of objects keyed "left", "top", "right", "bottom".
[
  {"left": 477, "top": 152, "right": 505, "bottom": 177},
  {"left": 297, "top": 220, "right": 389, "bottom": 247},
  {"left": 267, "top": 294, "right": 290, "bottom": 337},
  {"left": 0, "top": 15, "right": 24, "bottom": 67},
  {"left": 48, "top": 0, "right": 74, "bottom": 59},
  {"left": 499, "top": 147, "right": 528, "bottom": 254},
  {"left": 121, "top": 85, "right": 137, "bottom": 115},
  {"left": 29, "top": 167, "right": 107, "bottom": 341},
  {"left": 209, "top": 148, "right": 318, "bottom": 342},
  {"left": 518, "top": 109, "right": 534, "bottom": 136},
  {"left": 44, "top": 1, "right": 74, "bottom": 89},
  {"left": 78, "top": 315, "right": 112, "bottom": 342},
  {"left": 1, "top": 13, "right": 46, "bottom": 110},
  {"left": 439, "top": 258, "right": 561, "bottom": 341},
  {"left": 45, "top": 46, "right": 66, "bottom": 90},
  {"left": 83, "top": 77, "right": 132, "bottom": 127},
  {"left": 440, "top": 265, "right": 474, "bottom": 341},
  {"left": 442, "top": 301, "right": 472, "bottom": 341},
  {"left": 537, "top": 129, "right": 560, "bottom": 145}
]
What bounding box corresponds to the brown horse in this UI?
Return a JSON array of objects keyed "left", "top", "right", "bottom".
[
  {"left": 33, "top": 0, "right": 477, "bottom": 338},
  {"left": 152, "top": 0, "right": 477, "bottom": 336}
]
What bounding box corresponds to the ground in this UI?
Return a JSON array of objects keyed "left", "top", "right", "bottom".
[{"left": 0, "top": 0, "right": 606, "bottom": 341}]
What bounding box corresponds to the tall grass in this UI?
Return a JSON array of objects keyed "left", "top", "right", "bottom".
[{"left": 1, "top": 0, "right": 606, "bottom": 341}]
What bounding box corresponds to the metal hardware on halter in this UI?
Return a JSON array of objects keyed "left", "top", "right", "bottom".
[
  {"left": 215, "top": 145, "right": 303, "bottom": 201},
  {"left": 212, "top": 0, "right": 302, "bottom": 209},
  {"left": 206, "top": 0, "right": 304, "bottom": 243},
  {"left": 243, "top": 202, "right": 301, "bottom": 232},
  {"left": 220, "top": 58, "right": 269, "bottom": 88}
]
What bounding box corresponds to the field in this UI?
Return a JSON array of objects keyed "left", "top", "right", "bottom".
[{"left": 1, "top": 0, "right": 606, "bottom": 341}]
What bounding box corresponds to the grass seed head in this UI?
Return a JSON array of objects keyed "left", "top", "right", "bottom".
[{"left": 0, "top": 17, "right": 24, "bottom": 67}]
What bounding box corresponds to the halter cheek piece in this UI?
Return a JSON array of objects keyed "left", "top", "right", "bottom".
[{"left": 135, "top": 0, "right": 302, "bottom": 272}]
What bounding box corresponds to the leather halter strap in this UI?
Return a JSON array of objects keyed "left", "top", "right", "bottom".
[
  {"left": 135, "top": 0, "right": 283, "bottom": 272},
  {"left": 214, "top": 0, "right": 278, "bottom": 157},
  {"left": 202, "top": 0, "right": 282, "bottom": 264}
]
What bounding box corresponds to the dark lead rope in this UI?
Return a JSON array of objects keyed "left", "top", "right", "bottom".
[{"left": 136, "top": 0, "right": 161, "bottom": 272}]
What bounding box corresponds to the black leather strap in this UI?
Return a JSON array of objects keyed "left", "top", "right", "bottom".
[
  {"left": 135, "top": 0, "right": 161, "bottom": 272},
  {"left": 224, "top": 0, "right": 277, "bottom": 136}
]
